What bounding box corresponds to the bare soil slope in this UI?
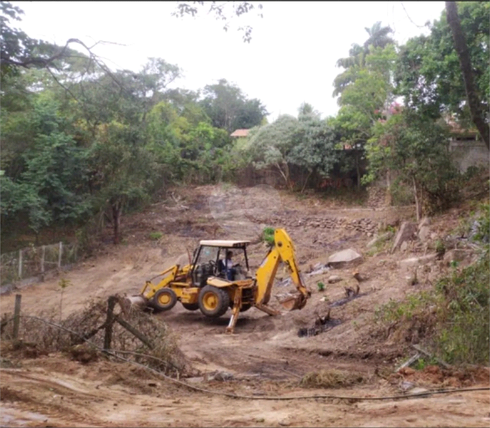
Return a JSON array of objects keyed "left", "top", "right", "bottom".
[{"left": 1, "top": 185, "right": 489, "bottom": 427}]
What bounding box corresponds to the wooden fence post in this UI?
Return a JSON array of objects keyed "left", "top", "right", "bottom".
[
  {"left": 13, "top": 294, "right": 21, "bottom": 340},
  {"left": 104, "top": 296, "right": 117, "bottom": 351},
  {"left": 58, "top": 242, "right": 63, "bottom": 269},
  {"left": 18, "top": 250, "right": 22, "bottom": 280}
]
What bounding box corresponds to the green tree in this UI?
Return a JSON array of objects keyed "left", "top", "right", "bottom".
[
  {"left": 245, "top": 115, "right": 298, "bottom": 189},
  {"left": 88, "top": 122, "right": 159, "bottom": 244},
  {"left": 365, "top": 112, "right": 459, "bottom": 220},
  {"left": 1, "top": 98, "right": 90, "bottom": 234},
  {"left": 333, "top": 22, "right": 394, "bottom": 97},
  {"left": 289, "top": 112, "right": 339, "bottom": 192},
  {"left": 445, "top": 1, "right": 489, "bottom": 148},
  {"left": 395, "top": 2, "right": 489, "bottom": 146},
  {"left": 201, "top": 78, "right": 267, "bottom": 133},
  {"left": 333, "top": 45, "right": 397, "bottom": 188}
]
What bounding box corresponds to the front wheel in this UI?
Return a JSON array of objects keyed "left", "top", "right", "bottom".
[
  {"left": 152, "top": 288, "right": 177, "bottom": 311},
  {"left": 198, "top": 285, "right": 230, "bottom": 318}
]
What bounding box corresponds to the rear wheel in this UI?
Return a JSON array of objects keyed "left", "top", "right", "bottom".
[
  {"left": 198, "top": 285, "right": 230, "bottom": 318},
  {"left": 182, "top": 303, "right": 199, "bottom": 311},
  {"left": 152, "top": 288, "right": 177, "bottom": 311}
]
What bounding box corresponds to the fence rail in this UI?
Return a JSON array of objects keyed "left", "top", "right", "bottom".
[{"left": 0, "top": 242, "right": 79, "bottom": 287}]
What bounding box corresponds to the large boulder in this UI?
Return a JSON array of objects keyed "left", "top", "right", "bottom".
[
  {"left": 392, "top": 222, "right": 417, "bottom": 253},
  {"left": 328, "top": 249, "right": 362, "bottom": 268}
]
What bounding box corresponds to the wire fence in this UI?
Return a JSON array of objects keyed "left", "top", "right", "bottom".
[{"left": 0, "top": 242, "right": 79, "bottom": 286}]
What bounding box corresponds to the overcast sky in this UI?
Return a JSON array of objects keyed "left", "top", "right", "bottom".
[{"left": 14, "top": 1, "right": 446, "bottom": 121}]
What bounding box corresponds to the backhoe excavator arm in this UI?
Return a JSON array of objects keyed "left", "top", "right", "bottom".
[{"left": 255, "top": 228, "right": 310, "bottom": 309}]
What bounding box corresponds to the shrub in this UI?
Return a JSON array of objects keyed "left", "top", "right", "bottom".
[
  {"left": 262, "top": 227, "right": 275, "bottom": 246},
  {"left": 375, "top": 254, "right": 489, "bottom": 366}
]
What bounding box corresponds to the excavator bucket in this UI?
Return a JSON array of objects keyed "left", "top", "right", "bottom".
[{"left": 276, "top": 293, "right": 307, "bottom": 311}]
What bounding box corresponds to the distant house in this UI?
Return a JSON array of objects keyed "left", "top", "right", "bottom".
[
  {"left": 230, "top": 129, "right": 250, "bottom": 138},
  {"left": 445, "top": 118, "right": 486, "bottom": 172}
]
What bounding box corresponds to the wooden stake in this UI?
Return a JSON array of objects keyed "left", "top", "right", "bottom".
[
  {"left": 41, "top": 245, "right": 45, "bottom": 281},
  {"left": 104, "top": 296, "right": 117, "bottom": 351},
  {"left": 13, "top": 294, "right": 21, "bottom": 340},
  {"left": 58, "top": 242, "right": 63, "bottom": 269},
  {"left": 18, "top": 250, "right": 22, "bottom": 279}
]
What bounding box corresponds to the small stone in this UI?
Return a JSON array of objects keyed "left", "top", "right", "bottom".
[
  {"left": 328, "top": 275, "right": 342, "bottom": 284},
  {"left": 212, "top": 371, "right": 234, "bottom": 381}
]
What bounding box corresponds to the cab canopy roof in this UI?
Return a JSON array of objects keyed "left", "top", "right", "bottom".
[{"left": 199, "top": 240, "right": 250, "bottom": 248}]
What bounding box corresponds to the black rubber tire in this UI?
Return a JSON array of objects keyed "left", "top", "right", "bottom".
[
  {"left": 182, "top": 303, "right": 199, "bottom": 311},
  {"left": 152, "top": 288, "right": 178, "bottom": 311},
  {"left": 198, "top": 285, "right": 230, "bottom": 318}
]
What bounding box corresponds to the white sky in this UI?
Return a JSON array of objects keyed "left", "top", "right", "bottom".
[{"left": 13, "top": 1, "right": 446, "bottom": 122}]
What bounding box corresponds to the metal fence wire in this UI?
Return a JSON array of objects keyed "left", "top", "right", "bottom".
[{"left": 0, "top": 242, "right": 79, "bottom": 286}]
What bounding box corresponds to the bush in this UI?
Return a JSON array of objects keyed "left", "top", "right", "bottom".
[
  {"left": 435, "top": 255, "right": 489, "bottom": 365},
  {"left": 262, "top": 227, "right": 275, "bottom": 246},
  {"left": 376, "top": 254, "right": 489, "bottom": 366}
]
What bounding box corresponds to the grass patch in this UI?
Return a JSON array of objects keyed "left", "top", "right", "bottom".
[
  {"left": 262, "top": 227, "right": 275, "bottom": 246},
  {"left": 149, "top": 232, "right": 163, "bottom": 241},
  {"left": 300, "top": 369, "right": 365, "bottom": 389}
]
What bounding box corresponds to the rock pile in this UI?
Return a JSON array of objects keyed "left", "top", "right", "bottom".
[{"left": 275, "top": 216, "right": 379, "bottom": 236}]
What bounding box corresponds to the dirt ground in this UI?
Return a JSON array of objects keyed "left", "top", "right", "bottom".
[{"left": 1, "top": 184, "right": 489, "bottom": 427}]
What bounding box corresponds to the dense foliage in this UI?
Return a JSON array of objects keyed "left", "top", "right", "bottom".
[{"left": 1, "top": 1, "right": 488, "bottom": 248}]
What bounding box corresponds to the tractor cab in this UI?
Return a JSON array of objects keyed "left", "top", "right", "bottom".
[{"left": 191, "top": 240, "right": 251, "bottom": 287}]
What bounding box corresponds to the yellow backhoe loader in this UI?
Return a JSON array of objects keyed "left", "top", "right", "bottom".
[{"left": 126, "top": 228, "right": 311, "bottom": 333}]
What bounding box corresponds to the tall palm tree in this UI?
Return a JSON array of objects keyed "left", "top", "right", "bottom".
[
  {"left": 333, "top": 22, "right": 394, "bottom": 97},
  {"left": 363, "top": 22, "right": 394, "bottom": 49}
]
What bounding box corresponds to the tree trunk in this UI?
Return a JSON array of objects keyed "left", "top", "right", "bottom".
[
  {"left": 112, "top": 203, "right": 121, "bottom": 244},
  {"left": 445, "top": 1, "right": 489, "bottom": 150},
  {"left": 301, "top": 170, "right": 313, "bottom": 193},
  {"left": 355, "top": 151, "right": 361, "bottom": 190},
  {"left": 412, "top": 176, "right": 421, "bottom": 222}
]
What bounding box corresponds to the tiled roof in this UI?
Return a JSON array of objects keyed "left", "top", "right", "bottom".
[{"left": 230, "top": 129, "right": 250, "bottom": 137}]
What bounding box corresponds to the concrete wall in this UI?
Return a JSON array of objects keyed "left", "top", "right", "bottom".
[{"left": 449, "top": 139, "right": 489, "bottom": 172}]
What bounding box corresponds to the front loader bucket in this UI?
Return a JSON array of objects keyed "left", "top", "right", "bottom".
[
  {"left": 276, "top": 293, "right": 307, "bottom": 311},
  {"left": 120, "top": 295, "right": 148, "bottom": 315}
]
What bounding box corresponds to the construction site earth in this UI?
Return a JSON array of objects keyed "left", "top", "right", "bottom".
[{"left": 1, "top": 184, "right": 489, "bottom": 427}]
